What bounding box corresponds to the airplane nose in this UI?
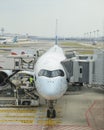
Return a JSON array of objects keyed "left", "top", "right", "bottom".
[
  {"left": 37, "top": 78, "right": 66, "bottom": 100},
  {"left": 43, "top": 81, "right": 59, "bottom": 95},
  {"left": 47, "top": 80, "right": 59, "bottom": 94}
]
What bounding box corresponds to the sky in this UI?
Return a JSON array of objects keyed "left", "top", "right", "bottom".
[{"left": 0, "top": 0, "right": 104, "bottom": 37}]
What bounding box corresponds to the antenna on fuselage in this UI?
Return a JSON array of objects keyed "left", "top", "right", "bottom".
[{"left": 55, "top": 19, "right": 58, "bottom": 45}]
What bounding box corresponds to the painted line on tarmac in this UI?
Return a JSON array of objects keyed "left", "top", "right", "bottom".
[
  {"left": 0, "top": 120, "right": 34, "bottom": 124},
  {"left": 0, "top": 109, "right": 37, "bottom": 113},
  {"left": 1, "top": 116, "right": 35, "bottom": 118},
  {"left": 85, "top": 100, "right": 96, "bottom": 128}
]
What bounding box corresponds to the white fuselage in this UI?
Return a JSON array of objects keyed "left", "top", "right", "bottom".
[{"left": 34, "top": 45, "right": 67, "bottom": 100}]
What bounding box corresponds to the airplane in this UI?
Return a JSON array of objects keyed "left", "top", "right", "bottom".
[
  {"left": 33, "top": 26, "right": 68, "bottom": 117},
  {"left": 0, "top": 36, "right": 17, "bottom": 44},
  {"left": 34, "top": 44, "right": 68, "bottom": 118}
]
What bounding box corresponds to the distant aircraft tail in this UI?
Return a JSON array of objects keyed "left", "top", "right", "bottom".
[
  {"left": 55, "top": 19, "right": 58, "bottom": 45},
  {"left": 12, "top": 36, "right": 17, "bottom": 43}
]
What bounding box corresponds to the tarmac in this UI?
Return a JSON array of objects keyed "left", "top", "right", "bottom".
[
  {"left": 0, "top": 87, "right": 103, "bottom": 130},
  {"left": 0, "top": 41, "right": 104, "bottom": 130}
]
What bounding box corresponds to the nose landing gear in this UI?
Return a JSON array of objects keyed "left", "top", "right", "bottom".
[
  {"left": 46, "top": 100, "right": 56, "bottom": 118},
  {"left": 47, "top": 108, "right": 56, "bottom": 118}
]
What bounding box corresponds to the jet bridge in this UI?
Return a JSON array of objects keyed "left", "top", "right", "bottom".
[
  {"left": 61, "top": 55, "right": 94, "bottom": 83},
  {"left": 62, "top": 49, "right": 104, "bottom": 89},
  {"left": 93, "top": 49, "right": 104, "bottom": 87}
]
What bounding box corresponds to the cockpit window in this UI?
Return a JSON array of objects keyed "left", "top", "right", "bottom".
[{"left": 38, "top": 69, "right": 64, "bottom": 78}]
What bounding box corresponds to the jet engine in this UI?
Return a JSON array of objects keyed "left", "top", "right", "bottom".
[{"left": 0, "top": 70, "right": 12, "bottom": 86}]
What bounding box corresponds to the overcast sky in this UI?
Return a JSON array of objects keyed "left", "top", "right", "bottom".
[{"left": 0, "top": 0, "right": 104, "bottom": 37}]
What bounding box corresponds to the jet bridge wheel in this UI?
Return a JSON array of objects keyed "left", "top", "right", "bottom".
[{"left": 47, "top": 108, "right": 56, "bottom": 118}]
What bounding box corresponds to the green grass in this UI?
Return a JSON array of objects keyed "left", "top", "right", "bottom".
[
  {"left": 61, "top": 42, "right": 84, "bottom": 47},
  {"left": 78, "top": 50, "right": 94, "bottom": 55},
  {"left": 61, "top": 42, "right": 96, "bottom": 55},
  {"left": 0, "top": 44, "right": 20, "bottom": 48}
]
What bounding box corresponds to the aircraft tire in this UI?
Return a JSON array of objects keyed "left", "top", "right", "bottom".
[
  {"left": 47, "top": 109, "right": 50, "bottom": 118},
  {"left": 52, "top": 109, "right": 56, "bottom": 118}
]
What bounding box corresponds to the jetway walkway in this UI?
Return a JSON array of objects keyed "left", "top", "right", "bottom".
[{"left": 62, "top": 49, "right": 104, "bottom": 89}]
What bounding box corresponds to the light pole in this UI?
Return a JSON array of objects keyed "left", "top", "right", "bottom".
[
  {"left": 84, "top": 33, "right": 86, "bottom": 39},
  {"left": 86, "top": 32, "right": 89, "bottom": 39},
  {"left": 1, "top": 27, "right": 4, "bottom": 36},
  {"left": 90, "top": 32, "right": 92, "bottom": 42},
  {"left": 93, "top": 30, "right": 96, "bottom": 40},
  {"left": 96, "top": 29, "right": 99, "bottom": 41}
]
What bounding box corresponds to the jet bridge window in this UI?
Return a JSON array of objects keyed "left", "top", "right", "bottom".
[{"left": 38, "top": 69, "right": 64, "bottom": 78}]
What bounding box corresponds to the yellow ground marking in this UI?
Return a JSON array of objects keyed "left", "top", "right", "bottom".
[
  {"left": 2, "top": 116, "right": 35, "bottom": 118},
  {"left": 0, "top": 105, "right": 63, "bottom": 125},
  {"left": 35, "top": 106, "right": 63, "bottom": 126},
  {"left": 0, "top": 120, "right": 34, "bottom": 124},
  {"left": 0, "top": 109, "right": 37, "bottom": 113},
  {"left": 37, "top": 119, "right": 62, "bottom": 126}
]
